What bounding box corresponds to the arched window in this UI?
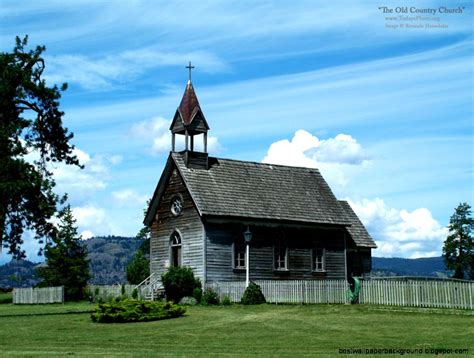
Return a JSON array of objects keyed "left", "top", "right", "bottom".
[{"left": 170, "top": 231, "right": 182, "bottom": 267}]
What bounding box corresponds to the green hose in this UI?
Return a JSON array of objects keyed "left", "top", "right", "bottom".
[{"left": 348, "top": 277, "right": 360, "bottom": 304}]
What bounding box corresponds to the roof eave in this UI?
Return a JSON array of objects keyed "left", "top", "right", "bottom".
[{"left": 144, "top": 154, "right": 175, "bottom": 226}]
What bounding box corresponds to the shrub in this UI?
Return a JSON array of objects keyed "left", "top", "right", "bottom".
[
  {"left": 0, "top": 291, "right": 12, "bottom": 304},
  {"left": 131, "top": 288, "right": 138, "bottom": 300},
  {"left": 221, "top": 295, "right": 232, "bottom": 306},
  {"left": 179, "top": 296, "right": 197, "bottom": 306},
  {"left": 201, "top": 288, "right": 220, "bottom": 305},
  {"left": 241, "top": 282, "right": 266, "bottom": 305},
  {"left": 192, "top": 287, "right": 202, "bottom": 302},
  {"left": 161, "top": 266, "right": 201, "bottom": 303},
  {"left": 91, "top": 299, "right": 186, "bottom": 323}
]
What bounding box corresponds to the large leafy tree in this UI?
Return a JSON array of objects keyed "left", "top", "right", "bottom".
[
  {"left": 37, "top": 205, "right": 90, "bottom": 300},
  {"left": 0, "top": 36, "right": 81, "bottom": 258},
  {"left": 442, "top": 202, "right": 473, "bottom": 279},
  {"left": 126, "top": 200, "right": 150, "bottom": 284}
]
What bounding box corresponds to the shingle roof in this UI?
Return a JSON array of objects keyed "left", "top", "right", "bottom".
[
  {"left": 171, "top": 152, "right": 352, "bottom": 226},
  {"left": 178, "top": 81, "right": 201, "bottom": 125},
  {"left": 338, "top": 200, "right": 377, "bottom": 248}
]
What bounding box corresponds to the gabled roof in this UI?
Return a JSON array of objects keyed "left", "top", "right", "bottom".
[
  {"left": 145, "top": 152, "right": 353, "bottom": 227},
  {"left": 338, "top": 201, "right": 377, "bottom": 248}
]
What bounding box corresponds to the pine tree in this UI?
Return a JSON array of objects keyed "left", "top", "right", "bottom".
[
  {"left": 442, "top": 203, "right": 474, "bottom": 279},
  {"left": 37, "top": 205, "right": 90, "bottom": 300},
  {"left": 1, "top": 36, "right": 82, "bottom": 258}
]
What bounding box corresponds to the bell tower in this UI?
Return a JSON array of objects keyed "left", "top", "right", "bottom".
[{"left": 169, "top": 62, "right": 210, "bottom": 169}]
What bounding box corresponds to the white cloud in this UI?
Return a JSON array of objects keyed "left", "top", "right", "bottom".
[
  {"left": 71, "top": 205, "right": 116, "bottom": 238},
  {"left": 50, "top": 148, "right": 121, "bottom": 202},
  {"left": 262, "top": 130, "right": 369, "bottom": 191},
  {"left": 80, "top": 230, "right": 94, "bottom": 240},
  {"left": 263, "top": 130, "right": 368, "bottom": 166},
  {"left": 21, "top": 142, "right": 119, "bottom": 202},
  {"left": 348, "top": 198, "right": 448, "bottom": 258},
  {"left": 112, "top": 189, "right": 148, "bottom": 208},
  {"left": 262, "top": 130, "right": 448, "bottom": 258},
  {"left": 44, "top": 49, "right": 228, "bottom": 90},
  {"left": 131, "top": 116, "right": 221, "bottom": 155},
  {"left": 73, "top": 206, "right": 106, "bottom": 228}
]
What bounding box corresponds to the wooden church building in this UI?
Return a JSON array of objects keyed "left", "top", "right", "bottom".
[{"left": 144, "top": 74, "right": 376, "bottom": 285}]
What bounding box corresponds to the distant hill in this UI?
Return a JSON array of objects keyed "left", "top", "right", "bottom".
[
  {"left": 0, "top": 236, "right": 143, "bottom": 288},
  {"left": 0, "top": 259, "right": 40, "bottom": 288},
  {"left": 372, "top": 256, "right": 451, "bottom": 278},
  {"left": 85, "top": 236, "right": 143, "bottom": 284}
]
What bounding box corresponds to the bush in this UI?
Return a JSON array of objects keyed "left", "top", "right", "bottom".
[
  {"left": 161, "top": 266, "right": 201, "bottom": 303},
  {"left": 201, "top": 288, "right": 220, "bottom": 305},
  {"left": 179, "top": 296, "right": 198, "bottom": 306},
  {"left": 91, "top": 299, "right": 186, "bottom": 323},
  {"left": 241, "top": 282, "right": 266, "bottom": 305},
  {"left": 131, "top": 288, "right": 138, "bottom": 300},
  {"left": 192, "top": 287, "right": 202, "bottom": 302},
  {"left": 0, "top": 291, "right": 12, "bottom": 304},
  {"left": 221, "top": 295, "right": 232, "bottom": 306}
]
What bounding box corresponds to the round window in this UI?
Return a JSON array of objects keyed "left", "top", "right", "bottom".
[{"left": 170, "top": 196, "right": 183, "bottom": 216}]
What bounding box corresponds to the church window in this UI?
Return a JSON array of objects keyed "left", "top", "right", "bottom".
[
  {"left": 170, "top": 231, "right": 182, "bottom": 267},
  {"left": 171, "top": 196, "right": 183, "bottom": 216}
]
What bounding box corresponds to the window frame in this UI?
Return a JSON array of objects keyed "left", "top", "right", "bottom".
[
  {"left": 273, "top": 241, "right": 289, "bottom": 271},
  {"left": 169, "top": 231, "right": 182, "bottom": 267},
  {"left": 312, "top": 241, "right": 326, "bottom": 272},
  {"left": 170, "top": 194, "right": 184, "bottom": 217},
  {"left": 232, "top": 241, "right": 247, "bottom": 270}
]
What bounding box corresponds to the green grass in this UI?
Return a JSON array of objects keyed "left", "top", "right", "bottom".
[
  {"left": 0, "top": 303, "right": 472, "bottom": 356},
  {"left": 0, "top": 301, "right": 93, "bottom": 316}
]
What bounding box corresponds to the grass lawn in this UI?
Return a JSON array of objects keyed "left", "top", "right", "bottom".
[{"left": 0, "top": 303, "right": 472, "bottom": 356}]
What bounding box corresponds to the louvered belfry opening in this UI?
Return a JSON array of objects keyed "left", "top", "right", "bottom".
[{"left": 169, "top": 80, "right": 210, "bottom": 170}]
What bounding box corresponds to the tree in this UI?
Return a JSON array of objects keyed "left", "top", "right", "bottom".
[
  {"left": 37, "top": 205, "right": 90, "bottom": 300},
  {"left": 126, "top": 200, "right": 150, "bottom": 284},
  {"left": 126, "top": 249, "right": 150, "bottom": 284},
  {"left": 0, "top": 36, "right": 81, "bottom": 259},
  {"left": 442, "top": 202, "right": 474, "bottom": 279}
]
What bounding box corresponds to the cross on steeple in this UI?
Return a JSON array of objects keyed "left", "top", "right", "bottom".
[{"left": 186, "top": 61, "right": 195, "bottom": 82}]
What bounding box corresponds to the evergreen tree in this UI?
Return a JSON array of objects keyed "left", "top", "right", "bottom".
[
  {"left": 37, "top": 205, "right": 90, "bottom": 300},
  {"left": 1, "top": 36, "right": 81, "bottom": 259},
  {"left": 442, "top": 202, "right": 474, "bottom": 279}
]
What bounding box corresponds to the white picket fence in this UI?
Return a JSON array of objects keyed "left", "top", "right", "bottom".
[
  {"left": 359, "top": 279, "right": 474, "bottom": 309},
  {"left": 207, "top": 280, "right": 348, "bottom": 304},
  {"left": 87, "top": 284, "right": 136, "bottom": 301},
  {"left": 13, "top": 286, "right": 64, "bottom": 304},
  {"left": 207, "top": 279, "right": 474, "bottom": 309}
]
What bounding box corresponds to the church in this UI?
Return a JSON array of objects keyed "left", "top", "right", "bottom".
[{"left": 144, "top": 69, "right": 376, "bottom": 287}]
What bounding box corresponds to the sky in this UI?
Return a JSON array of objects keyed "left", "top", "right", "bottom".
[{"left": 0, "top": 0, "right": 472, "bottom": 263}]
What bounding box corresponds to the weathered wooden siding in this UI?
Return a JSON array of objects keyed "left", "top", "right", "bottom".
[
  {"left": 150, "top": 167, "right": 204, "bottom": 282},
  {"left": 205, "top": 223, "right": 347, "bottom": 282},
  {"left": 325, "top": 230, "right": 346, "bottom": 279}
]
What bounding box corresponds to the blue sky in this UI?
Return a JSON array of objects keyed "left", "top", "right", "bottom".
[{"left": 0, "top": 0, "right": 472, "bottom": 263}]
